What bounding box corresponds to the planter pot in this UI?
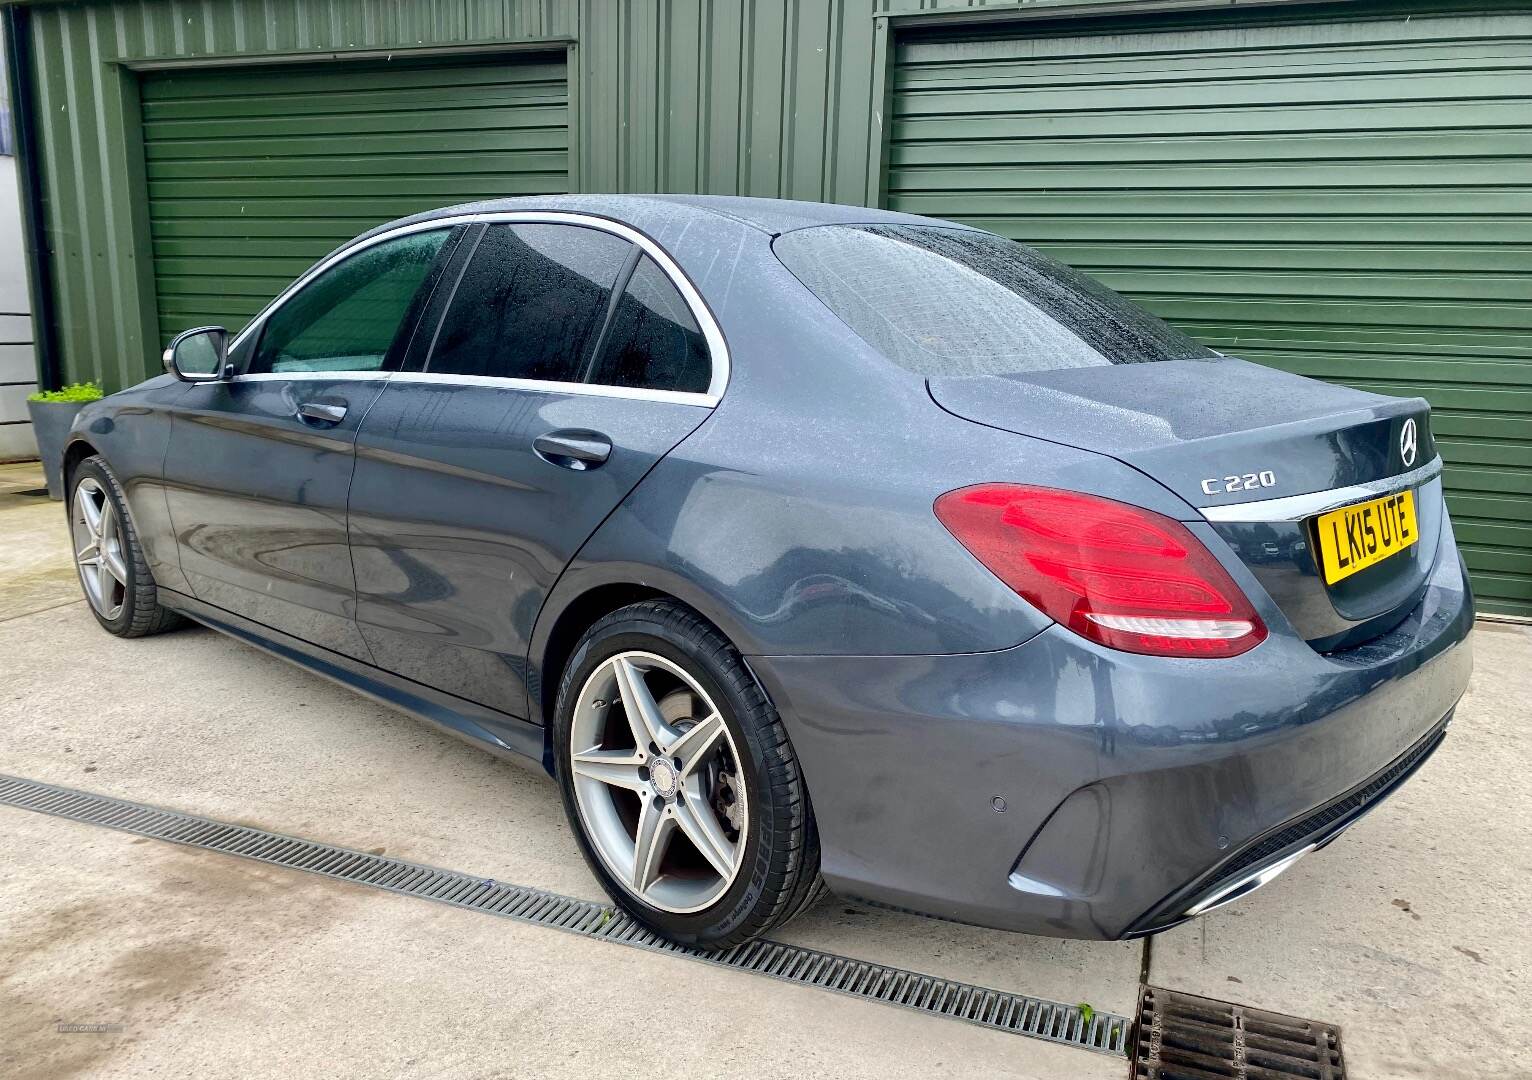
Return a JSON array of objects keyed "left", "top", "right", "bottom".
[{"left": 26, "top": 398, "right": 88, "bottom": 500}]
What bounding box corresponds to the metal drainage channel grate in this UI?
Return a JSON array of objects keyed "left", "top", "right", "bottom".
[
  {"left": 1133, "top": 985, "right": 1345, "bottom": 1080},
  {"left": 0, "top": 774, "right": 1128, "bottom": 1056}
]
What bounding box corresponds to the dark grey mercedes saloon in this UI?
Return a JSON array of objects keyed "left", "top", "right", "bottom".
[{"left": 62, "top": 195, "right": 1473, "bottom": 948}]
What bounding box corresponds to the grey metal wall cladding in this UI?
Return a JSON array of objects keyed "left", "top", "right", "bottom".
[
  {"left": 889, "top": 11, "right": 1532, "bottom": 617},
  {"left": 141, "top": 55, "right": 569, "bottom": 343}
]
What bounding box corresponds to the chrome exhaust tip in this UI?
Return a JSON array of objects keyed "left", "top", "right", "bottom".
[{"left": 1184, "top": 844, "right": 1316, "bottom": 918}]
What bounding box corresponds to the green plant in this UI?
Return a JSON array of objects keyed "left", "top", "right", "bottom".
[
  {"left": 28, "top": 381, "right": 103, "bottom": 404},
  {"left": 1077, "top": 1002, "right": 1095, "bottom": 1027}
]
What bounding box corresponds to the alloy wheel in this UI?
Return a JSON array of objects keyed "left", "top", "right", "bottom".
[
  {"left": 569, "top": 650, "right": 748, "bottom": 914},
  {"left": 72, "top": 477, "right": 128, "bottom": 620}
]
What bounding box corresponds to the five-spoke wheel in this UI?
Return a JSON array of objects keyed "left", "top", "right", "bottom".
[
  {"left": 72, "top": 476, "right": 129, "bottom": 621},
  {"left": 555, "top": 600, "right": 823, "bottom": 948},
  {"left": 67, "top": 455, "right": 183, "bottom": 638},
  {"left": 569, "top": 650, "right": 747, "bottom": 914}
]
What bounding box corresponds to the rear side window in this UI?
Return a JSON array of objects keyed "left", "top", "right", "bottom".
[
  {"left": 773, "top": 224, "right": 1214, "bottom": 376},
  {"left": 586, "top": 256, "right": 711, "bottom": 394},
  {"left": 428, "top": 223, "right": 632, "bottom": 382},
  {"left": 251, "top": 229, "right": 450, "bottom": 374}
]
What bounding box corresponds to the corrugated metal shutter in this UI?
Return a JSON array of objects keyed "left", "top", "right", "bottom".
[
  {"left": 141, "top": 53, "right": 569, "bottom": 344},
  {"left": 889, "top": 11, "right": 1532, "bottom": 617}
]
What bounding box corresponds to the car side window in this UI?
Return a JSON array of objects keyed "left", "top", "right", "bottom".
[
  {"left": 249, "top": 229, "right": 450, "bottom": 375},
  {"left": 586, "top": 256, "right": 711, "bottom": 394},
  {"left": 427, "top": 223, "right": 632, "bottom": 382}
]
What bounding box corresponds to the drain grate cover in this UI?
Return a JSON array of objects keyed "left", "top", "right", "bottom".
[
  {"left": 1133, "top": 985, "right": 1345, "bottom": 1079},
  {"left": 0, "top": 773, "right": 1129, "bottom": 1056}
]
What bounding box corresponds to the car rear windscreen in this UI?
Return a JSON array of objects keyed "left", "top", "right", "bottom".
[{"left": 773, "top": 224, "right": 1215, "bottom": 376}]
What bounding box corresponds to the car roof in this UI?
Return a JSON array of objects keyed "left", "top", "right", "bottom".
[
  {"left": 354, "top": 193, "right": 973, "bottom": 247},
  {"left": 625, "top": 194, "right": 968, "bottom": 234}
]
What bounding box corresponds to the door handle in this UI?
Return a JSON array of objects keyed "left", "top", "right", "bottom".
[
  {"left": 533, "top": 430, "right": 612, "bottom": 471},
  {"left": 298, "top": 401, "right": 348, "bottom": 424}
]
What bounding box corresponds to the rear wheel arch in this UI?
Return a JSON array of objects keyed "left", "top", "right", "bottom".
[{"left": 533, "top": 581, "right": 763, "bottom": 763}]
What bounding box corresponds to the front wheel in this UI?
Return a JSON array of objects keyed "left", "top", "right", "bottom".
[
  {"left": 69, "top": 456, "right": 183, "bottom": 637},
  {"left": 554, "top": 601, "right": 823, "bottom": 948}
]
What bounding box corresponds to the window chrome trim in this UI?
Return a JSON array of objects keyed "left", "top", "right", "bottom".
[
  {"left": 230, "top": 371, "right": 393, "bottom": 383},
  {"left": 388, "top": 370, "right": 716, "bottom": 406},
  {"left": 229, "top": 211, "right": 730, "bottom": 406},
  {"left": 1199, "top": 457, "right": 1442, "bottom": 523}
]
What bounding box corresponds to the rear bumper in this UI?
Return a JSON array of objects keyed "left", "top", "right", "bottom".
[
  {"left": 748, "top": 526, "right": 1473, "bottom": 940},
  {"left": 1122, "top": 710, "right": 1450, "bottom": 936}
]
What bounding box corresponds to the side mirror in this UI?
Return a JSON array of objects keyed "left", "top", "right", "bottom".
[{"left": 163, "top": 326, "right": 232, "bottom": 382}]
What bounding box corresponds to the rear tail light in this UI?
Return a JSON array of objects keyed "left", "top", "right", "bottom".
[{"left": 934, "top": 484, "right": 1266, "bottom": 658}]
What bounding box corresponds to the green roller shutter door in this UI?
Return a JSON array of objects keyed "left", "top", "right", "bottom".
[
  {"left": 141, "top": 53, "right": 569, "bottom": 347},
  {"left": 889, "top": 11, "right": 1532, "bottom": 617}
]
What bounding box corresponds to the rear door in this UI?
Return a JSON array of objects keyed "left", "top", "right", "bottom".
[
  {"left": 348, "top": 217, "right": 720, "bottom": 718},
  {"left": 163, "top": 227, "right": 456, "bottom": 658}
]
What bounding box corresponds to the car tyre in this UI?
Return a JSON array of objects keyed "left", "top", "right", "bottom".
[
  {"left": 68, "top": 455, "right": 184, "bottom": 638},
  {"left": 554, "top": 600, "right": 824, "bottom": 948}
]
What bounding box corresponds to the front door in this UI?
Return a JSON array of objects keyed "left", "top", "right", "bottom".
[
  {"left": 163, "top": 227, "right": 456, "bottom": 657},
  {"left": 348, "top": 219, "right": 719, "bottom": 717}
]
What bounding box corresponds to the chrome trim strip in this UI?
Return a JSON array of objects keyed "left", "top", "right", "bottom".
[
  {"left": 1183, "top": 844, "right": 1315, "bottom": 918},
  {"left": 230, "top": 371, "right": 392, "bottom": 383},
  {"left": 388, "top": 371, "right": 715, "bottom": 406},
  {"left": 1199, "top": 457, "right": 1442, "bottom": 523},
  {"left": 229, "top": 210, "right": 730, "bottom": 406}
]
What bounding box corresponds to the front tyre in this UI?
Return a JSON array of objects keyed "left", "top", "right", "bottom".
[
  {"left": 69, "top": 456, "right": 183, "bottom": 638},
  {"left": 554, "top": 601, "right": 823, "bottom": 948}
]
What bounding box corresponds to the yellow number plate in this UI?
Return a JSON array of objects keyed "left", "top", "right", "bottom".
[{"left": 1315, "top": 490, "right": 1418, "bottom": 585}]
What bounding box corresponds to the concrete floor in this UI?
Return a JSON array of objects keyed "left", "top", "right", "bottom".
[{"left": 1, "top": 459, "right": 1528, "bottom": 1078}]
